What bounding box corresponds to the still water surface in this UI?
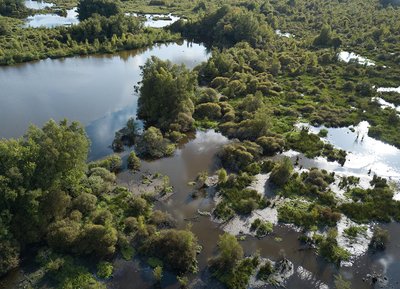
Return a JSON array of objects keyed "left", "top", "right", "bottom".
[{"left": 0, "top": 40, "right": 208, "bottom": 159}]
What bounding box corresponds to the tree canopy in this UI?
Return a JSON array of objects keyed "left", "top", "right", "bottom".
[
  {"left": 137, "top": 56, "right": 197, "bottom": 133},
  {"left": 77, "top": 0, "right": 122, "bottom": 21}
]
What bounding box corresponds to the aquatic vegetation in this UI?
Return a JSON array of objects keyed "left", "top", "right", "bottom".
[
  {"left": 127, "top": 151, "right": 141, "bottom": 171},
  {"left": 135, "top": 127, "right": 176, "bottom": 159},
  {"left": 97, "top": 261, "right": 113, "bottom": 279},
  {"left": 250, "top": 218, "right": 273, "bottom": 238},
  {"left": 369, "top": 227, "right": 389, "bottom": 251},
  {"left": 209, "top": 233, "right": 259, "bottom": 289},
  {"left": 343, "top": 225, "right": 367, "bottom": 239}
]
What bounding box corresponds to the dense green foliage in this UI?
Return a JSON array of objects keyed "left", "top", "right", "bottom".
[
  {"left": 317, "top": 230, "right": 350, "bottom": 265},
  {"left": 0, "top": 120, "right": 199, "bottom": 285},
  {"left": 209, "top": 233, "right": 259, "bottom": 289},
  {"left": 77, "top": 0, "right": 121, "bottom": 21},
  {"left": 141, "top": 229, "right": 199, "bottom": 273},
  {"left": 213, "top": 172, "right": 269, "bottom": 220},
  {"left": 138, "top": 56, "right": 197, "bottom": 133},
  {"left": 127, "top": 151, "right": 141, "bottom": 171},
  {"left": 135, "top": 126, "right": 176, "bottom": 159},
  {"left": 269, "top": 157, "right": 293, "bottom": 186},
  {"left": 172, "top": 5, "right": 273, "bottom": 47},
  {"left": 0, "top": 0, "right": 26, "bottom": 17}
]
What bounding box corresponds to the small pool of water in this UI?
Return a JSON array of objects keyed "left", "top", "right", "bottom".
[
  {"left": 128, "top": 13, "right": 181, "bottom": 28},
  {"left": 293, "top": 121, "right": 400, "bottom": 201},
  {"left": 24, "top": 0, "right": 54, "bottom": 10},
  {"left": 24, "top": 7, "right": 79, "bottom": 28},
  {"left": 338, "top": 51, "right": 375, "bottom": 66},
  {"left": 372, "top": 97, "right": 400, "bottom": 113},
  {"left": 275, "top": 29, "right": 294, "bottom": 38},
  {"left": 377, "top": 86, "right": 400, "bottom": 93}
]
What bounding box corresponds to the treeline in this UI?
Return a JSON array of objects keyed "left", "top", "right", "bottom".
[
  {"left": 0, "top": 0, "right": 26, "bottom": 18},
  {"left": 171, "top": 5, "right": 273, "bottom": 47},
  {"left": 0, "top": 14, "right": 180, "bottom": 65},
  {"left": 0, "top": 0, "right": 183, "bottom": 65},
  {"left": 77, "top": 0, "right": 121, "bottom": 21}
]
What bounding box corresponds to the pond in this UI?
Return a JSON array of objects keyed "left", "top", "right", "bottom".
[
  {"left": 130, "top": 13, "right": 181, "bottom": 28},
  {"left": 338, "top": 51, "right": 375, "bottom": 66},
  {"left": 24, "top": 0, "right": 54, "bottom": 10},
  {"left": 1, "top": 40, "right": 400, "bottom": 289},
  {"left": 372, "top": 97, "right": 400, "bottom": 113},
  {"left": 24, "top": 7, "right": 79, "bottom": 28}
]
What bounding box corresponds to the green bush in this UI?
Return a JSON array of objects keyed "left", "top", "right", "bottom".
[
  {"left": 269, "top": 157, "right": 293, "bottom": 186},
  {"left": 97, "top": 261, "right": 113, "bottom": 279},
  {"left": 127, "top": 151, "right": 141, "bottom": 171}
]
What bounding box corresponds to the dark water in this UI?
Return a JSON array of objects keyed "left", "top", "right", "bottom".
[{"left": 1, "top": 40, "right": 400, "bottom": 289}]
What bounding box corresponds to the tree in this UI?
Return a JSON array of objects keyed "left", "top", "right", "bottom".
[
  {"left": 47, "top": 219, "right": 81, "bottom": 251},
  {"left": 269, "top": 157, "right": 293, "bottom": 186},
  {"left": 194, "top": 103, "right": 222, "bottom": 120},
  {"left": 77, "top": 0, "right": 121, "bottom": 21},
  {"left": 313, "top": 25, "right": 333, "bottom": 47},
  {"left": 217, "top": 168, "right": 228, "bottom": 184},
  {"left": 369, "top": 227, "right": 389, "bottom": 251},
  {"left": 26, "top": 119, "right": 90, "bottom": 190},
  {"left": 135, "top": 127, "right": 175, "bottom": 159},
  {"left": 138, "top": 57, "right": 197, "bottom": 133},
  {"left": 127, "top": 151, "right": 141, "bottom": 171},
  {"left": 142, "top": 229, "right": 199, "bottom": 273},
  {"left": 177, "top": 6, "right": 273, "bottom": 47},
  {"left": 0, "top": 238, "right": 20, "bottom": 276},
  {"left": 0, "top": 0, "right": 26, "bottom": 17},
  {"left": 334, "top": 274, "right": 351, "bottom": 289},
  {"left": 153, "top": 265, "right": 163, "bottom": 284},
  {"left": 78, "top": 224, "right": 118, "bottom": 257},
  {"left": 209, "top": 233, "right": 244, "bottom": 275}
]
